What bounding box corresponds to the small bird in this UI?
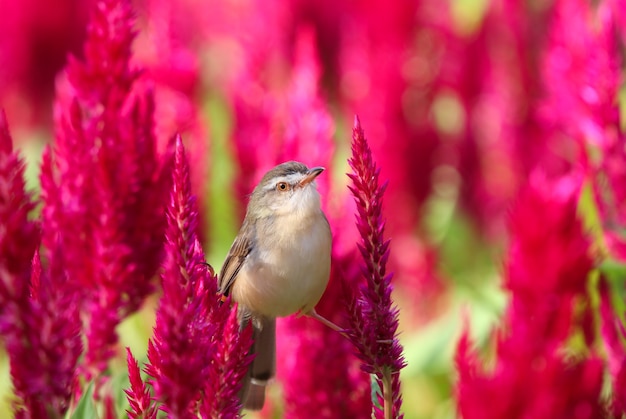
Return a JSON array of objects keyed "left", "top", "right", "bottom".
[{"left": 219, "top": 161, "right": 333, "bottom": 410}]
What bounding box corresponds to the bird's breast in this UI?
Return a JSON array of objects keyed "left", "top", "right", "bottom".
[{"left": 232, "top": 213, "right": 332, "bottom": 318}]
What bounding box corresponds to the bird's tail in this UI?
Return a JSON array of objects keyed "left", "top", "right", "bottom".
[{"left": 239, "top": 317, "right": 276, "bottom": 411}]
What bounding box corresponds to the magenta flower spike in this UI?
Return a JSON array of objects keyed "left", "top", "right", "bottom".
[
  {"left": 455, "top": 174, "right": 604, "bottom": 418},
  {"left": 599, "top": 277, "right": 626, "bottom": 416},
  {"left": 347, "top": 116, "right": 405, "bottom": 419},
  {"left": 200, "top": 308, "right": 254, "bottom": 419},
  {"left": 0, "top": 109, "right": 38, "bottom": 306},
  {"left": 229, "top": 26, "right": 333, "bottom": 208},
  {"left": 0, "top": 110, "right": 82, "bottom": 418},
  {"left": 0, "top": 1, "right": 90, "bottom": 128},
  {"left": 125, "top": 348, "right": 158, "bottom": 419},
  {"left": 552, "top": 0, "right": 626, "bottom": 259},
  {"left": 44, "top": 0, "right": 173, "bottom": 380},
  {"left": 143, "top": 136, "right": 252, "bottom": 418},
  {"left": 144, "top": 135, "right": 210, "bottom": 417}
]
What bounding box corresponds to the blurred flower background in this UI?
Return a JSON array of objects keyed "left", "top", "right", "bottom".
[{"left": 1, "top": 0, "right": 626, "bottom": 417}]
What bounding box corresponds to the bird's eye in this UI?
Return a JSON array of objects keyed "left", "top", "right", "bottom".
[{"left": 276, "top": 182, "right": 290, "bottom": 191}]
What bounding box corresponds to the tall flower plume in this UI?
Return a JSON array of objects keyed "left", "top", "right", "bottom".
[
  {"left": 140, "top": 136, "right": 252, "bottom": 417},
  {"left": 201, "top": 308, "right": 254, "bottom": 418},
  {"left": 125, "top": 348, "right": 158, "bottom": 419},
  {"left": 0, "top": 109, "right": 38, "bottom": 313},
  {"left": 0, "top": 110, "right": 82, "bottom": 418},
  {"left": 347, "top": 117, "right": 405, "bottom": 419},
  {"left": 455, "top": 174, "right": 604, "bottom": 418},
  {"left": 43, "top": 0, "right": 172, "bottom": 380},
  {"left": 599, "top": 277, "right": 626, "bottom": 416}
]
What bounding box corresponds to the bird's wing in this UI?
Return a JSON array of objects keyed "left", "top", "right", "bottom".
[{"left": 219, "top": 224, "right": 254, "bottom": 296}]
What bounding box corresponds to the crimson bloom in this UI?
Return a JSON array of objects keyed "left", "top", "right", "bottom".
[
  {"left": 0, "top": 110, "right": 82, "bottom": 418},
  {"left": 455, "top": 173, "right": 604, "bottom": 418},
  {"left": 140, "top": 136, "right": 252, "bottom": 418},
  {"left": 347, "top": 117, "right": 405, "bottom": 419},
  {"left": 42, "top": 0, "right": 173, "bottom": 380},
  {"left": 125, "top": 348, "right": 158, "bottom": 419}
]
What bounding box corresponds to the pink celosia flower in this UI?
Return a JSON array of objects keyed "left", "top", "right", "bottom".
[
  {"left": 599, "top": 277, "right": 626, "bottom": 416},
  {"left": 230, "top": 27, "right": 333, "bottom": 209},
  {"left": 43, "top": 0, "right": 173, "bottom": 380},
  {"left": 144, "top": 135, "right": 213, "bottom": 417},
  {"left": 339, "top": 0, "right": 438, "bottom": 234},
  {"left": 0, "top": 0, "right": 90, "bottom": 127},
  {"left": 201, "top": 308, "right": 254, "bottom": 418},
  {"left": 0, "top": 110, "right": 82, "bottom": 418},
  {"left": 143, "top": 136, "right": 252, "bottom": 417},
  {"left": 0, "top": 110, "right": 39, "bottom": 305},
  {"left": 455, "top": 173, "right": 604, "bottom": 418},
  {"left": 347, "top": 117, "right": 405, "bottom": 419},
  {"left": 125, "top": 348, "right": 158, "bottom": 419},
  {"left": 553, "top": 0, "right": 626, "bottom": 260},
  {"left": 132, "top": 0, "right": 210, "bottom": 241}
]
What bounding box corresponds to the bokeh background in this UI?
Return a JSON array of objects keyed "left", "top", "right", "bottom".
[{"left": 1, "top": 0, "right": 625, "bottom": 417}]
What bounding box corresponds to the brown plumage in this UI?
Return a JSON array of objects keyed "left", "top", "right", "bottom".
[{"left": 219, "top": 161, "right": 332, "bottom": 411}]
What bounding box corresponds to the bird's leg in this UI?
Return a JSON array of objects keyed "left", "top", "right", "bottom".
[
  {"left": 307, "top": 308, "right": 349, "bottom": 338},
  {"left": 307, "top": 309, "right": 391, "bottom": 344}
]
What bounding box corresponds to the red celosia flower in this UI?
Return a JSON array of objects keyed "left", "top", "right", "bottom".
[
  {"left": 9, "top": 247, "right": 83, "bottom": 419},
  {"left": 201, "top": 308, "right": 254, "bottom": 418},
  {"left": 0, "top": 110, "right": 82, "bottom": 418},
  {"left": 125, "top": 348, "right": 158, "bottom": 419},
  {"left": 144, "top": 135, "right": 212, "bottom": 417},
  {"left": 0, "top": 109, "right": 39, "bottom": 305},
  {"left": 230, "top": 27, "right": 334, "bottom": 210},
  {"left": 455, "top": 173, "right": 604, "bottom": 418},
  {"left": 132, "top": 0, "right": 210, "bottom": 241},
  {"left": 144, "top": 136, "right": 252, "bottom": 417},
  {"left": 43, "top": 0, "right": 173, "bottom": 379},
  {"left": 599, "top": 277, "right": 626, "bottom": 416},
  {"left": 0, "top": 0, "right": 90, "bottom": 127},
  {"left": 554, "top": 0, "right": 626, "bottom": 260},
  {"left": 338, "top": 0, "right": 438, "bottom": 234},
  {"left": 347, "top": 117, "right": 405, "bottom": 419}
]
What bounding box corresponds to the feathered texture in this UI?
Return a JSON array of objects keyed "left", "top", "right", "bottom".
[
  {"left": 43, "top": 0, "right": 173, "bottom": 379},
  {"left": 0, "top": 110, "right": 82, "bottom": 418},
  {"left": 347, "top": 117, "right": 405, "bottom": 419},
  {"left": 144, "top": 136, "right": 252, "bottom": 418},
  {"left": 455, "top": 174, "right": 604, "bottom": 418},
  {"left": 9, "top": 248, "right": 83, "bottom": 419},
  {"left": 565, "top": 0, "right": 626, "bottom": 260},
  {"left": 125, "top": 348, "right": 158, "bottom": 419},
  {"left": 0, "top": 109, "right": 39, "bottom": 308},
  {"left": 145, "top": 135, "right": 212, "bottom": 417},
  {"left": 200, "top": 308, "right": 254, "bottom": 418},
  {"left": 599, "top": 277, "right": 626, "bottom": 417}
]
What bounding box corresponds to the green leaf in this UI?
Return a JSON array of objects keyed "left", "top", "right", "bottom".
[
  {"left": 599, "top": 258, "right": 626, "bottom": 283},
  {"left": 371, "top": 374, "right": 382, "bottom": 410},
  {"left": 70, "top": 382, "right": 98, "bottom": 419}
]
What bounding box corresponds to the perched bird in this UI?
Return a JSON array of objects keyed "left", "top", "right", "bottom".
[{"left": 219, "top": 161, "right": 333, "bottom": 410}]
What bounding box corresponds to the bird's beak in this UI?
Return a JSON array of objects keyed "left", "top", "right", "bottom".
[{"left": 299, "top": 167, "right": 325, "bottom": 187}]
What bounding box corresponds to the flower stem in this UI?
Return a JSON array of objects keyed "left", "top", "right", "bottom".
[{"left": 383, "top": 367, "right": 392, "bottom": 419}]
